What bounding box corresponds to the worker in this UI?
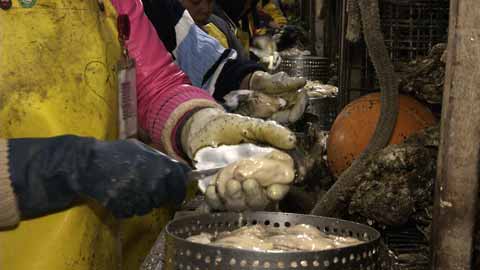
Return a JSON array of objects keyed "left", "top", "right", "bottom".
[
  {"left": 179, "top": 0, "right": 250, "bottom": 60},
  {"left": 0, "top": 0, "right": 296, "bottom": 269},
  {"left": 191, "top": 0, "right": 261, "bottom": 56},
  {"left": 280, "top": 0, "right": 297, "bottom": 17},
  {"left": 258, "top": 0, "right": 288, "bottom": 28},
  {"left": 144, "top": 0, "right": 305, "bottom": 101},
  {"left": 179, "top": 0, "right": 279, "bottom": 66}
]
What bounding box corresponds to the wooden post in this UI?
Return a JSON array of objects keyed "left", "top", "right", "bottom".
[{"left": 431, "top": 0, "right": 480, "bottom": 269}]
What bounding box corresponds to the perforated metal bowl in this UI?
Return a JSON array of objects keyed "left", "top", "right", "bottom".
[
  {"left": 274, "top": 56, "right": 331, "bottom": 82},
  {"left": 162, "top": 212, "right": 381, "bottom": 270}
]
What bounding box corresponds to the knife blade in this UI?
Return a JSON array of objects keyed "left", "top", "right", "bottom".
[{"left": 186, "top": 167, "right": 223, "bottom": 183}]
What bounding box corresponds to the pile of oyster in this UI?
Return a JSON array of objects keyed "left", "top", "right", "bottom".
[
  {"left": 338, "top": 125, "right": 439, "bottom": 269},
  {"left": 346, "top": 124, "right": 480, "bottom": 268},
  {"left": 398, "top": 43, "right": 447, "bottom": 105},
  {"left": 347, "top": 125, "right": 439, "bottom": 227}
]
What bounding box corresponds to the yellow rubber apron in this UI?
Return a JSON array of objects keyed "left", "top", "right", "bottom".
[{"left": 0, "top": 1, "right": 172, "bottom": 269}]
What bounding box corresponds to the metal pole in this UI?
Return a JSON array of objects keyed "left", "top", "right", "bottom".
[
  {"left": 313, "top": 0, "right": 326, "bottom": 56},
  {"left": 337, "top": 0, "right": 351, "bottom": 113},
  {"left": 431, "top": 0, "right": 480, "bottom": 269}
]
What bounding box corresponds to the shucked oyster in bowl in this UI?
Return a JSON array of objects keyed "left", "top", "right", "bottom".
[
  {"left": 161, "top": 212, "right": 381, "bottom": 270},
  {"left": 187, "top": 223, "right": 364, "bottom": 252}
]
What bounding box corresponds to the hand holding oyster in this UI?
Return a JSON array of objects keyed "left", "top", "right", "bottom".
[
  {"left": 224, "top": 90, "right": 308, "bottom": 125},
  {"left": 204, "top": 149, "right": 295, "bottom": 211}
]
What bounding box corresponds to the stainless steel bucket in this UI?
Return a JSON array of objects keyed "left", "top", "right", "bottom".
[
  {"left": 160, "top": 212, "right": 381, "bottom": 270},
  {"left": 275, "top": 56, "right": 331, "bottom": 82}
]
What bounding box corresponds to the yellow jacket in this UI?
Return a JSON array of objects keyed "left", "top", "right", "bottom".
[{"left": 0, "top": 1, "right": 173, "bottom": 269}]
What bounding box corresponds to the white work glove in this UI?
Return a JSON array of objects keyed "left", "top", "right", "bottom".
[
  {"left": 223, "top": 90, "right": 309, "bottom": 125},
  {"left": 249, "top": 71, "right": 307, "bottom": 95},
  {"left": 181, "top": 108, "right": 297, "bottom": 159},
  {"left": 205, "top": 150, "right": 295, "bottom": 211},
  {"left": 270, "top": 90, "right": 309, "bottom": 124},
  {"left": 250, "top": 36, "right": 282, "bottom": 70}
]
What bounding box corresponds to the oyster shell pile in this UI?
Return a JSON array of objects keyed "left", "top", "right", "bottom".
[
  {"left": 341, "top": 126, "right": 439, "bottom": 269},
  {"left": 345, "top": 125, "right": 480, "bottom": 268},
  {"left": 348, "top": 125, "right": 439, "bottom": 226},
  {"left": 398, "top": 43, "right": 446, "bottom": 105},
  {"left": 187, "top": 224, "right": 363, "bottom": 252}
]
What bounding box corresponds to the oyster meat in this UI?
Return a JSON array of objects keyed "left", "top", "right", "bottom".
[{"left": 187, "top": 224, "right": 363, "bottom": 252}]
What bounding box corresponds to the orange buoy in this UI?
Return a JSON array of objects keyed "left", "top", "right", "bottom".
[{"left": 327, "top": 93, "right": 437, "bottom": 176}]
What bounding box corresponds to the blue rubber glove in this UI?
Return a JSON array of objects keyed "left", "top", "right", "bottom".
[{"left": 9, "top": 136, "right": 190, "bottom": 219}]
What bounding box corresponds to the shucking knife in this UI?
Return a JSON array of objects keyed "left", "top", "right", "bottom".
[{"left": 186, "top": 167, "right": 223, "bottom": 184}]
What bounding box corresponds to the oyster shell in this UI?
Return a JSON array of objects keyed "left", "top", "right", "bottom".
[
  {"left": 398, "top": 43, "right": 446, "bottom": 105},
  {"left": 193, "top": 144, "right": 277, "bottom": 192},
  {"left": 348, "top": 126, "right": 439, "bottom": 226},
  {"left": 303, "top": 81, "right": 339, "bottom": 98}
]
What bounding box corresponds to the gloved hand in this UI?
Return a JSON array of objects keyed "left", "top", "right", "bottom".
[
  {"left": 275, "top": 25, "right": 304, "bottom": 51},
  {"left": 249, "top": 71, "right": 307, "bottom": 95},
  {"left": 205, "top": 150, "right": 295, "bottom": 211},
  {"left": 250, "top": 36, "right": 282, "bottom": 70},
  {"left": 270, "top": 90, "right": 309, "bottom": 124},
  {"left": 180, "top": 108, "right": 297, "bottom": 159},
  {"left": 258, "top": 52, "right": 282, "bottom": 71},
  {"left": 224, "top": 90, "right": 308, "bottom": 125},
  {"left": 252, "top": 34, "right": 278, "bottom": 54},
  {"left": 9, "top": 136, "right": 190, "bottom": 219}
]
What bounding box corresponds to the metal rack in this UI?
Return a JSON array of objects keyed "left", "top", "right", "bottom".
[
  {"left": 381, "top": 0, "right": 450, "bottom": 64},
  {"left": 382, "top": 226, "right": 431, "bottom": 270},
  {"left": 335, "top": 0, "right": 450, "bottom": 111}
]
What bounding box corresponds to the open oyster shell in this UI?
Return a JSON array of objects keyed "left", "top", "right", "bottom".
[{"left": 193, "top": 144, "right": 277, "bottom": 192}]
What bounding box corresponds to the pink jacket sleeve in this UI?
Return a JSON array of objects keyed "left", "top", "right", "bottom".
[{"left": 111, "top": 0, "right": 220, "bottom": 162}]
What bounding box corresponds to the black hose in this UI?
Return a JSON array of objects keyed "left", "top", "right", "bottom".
[{"left": 311, "top": 0, "right": 399, "bottom": 217}]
